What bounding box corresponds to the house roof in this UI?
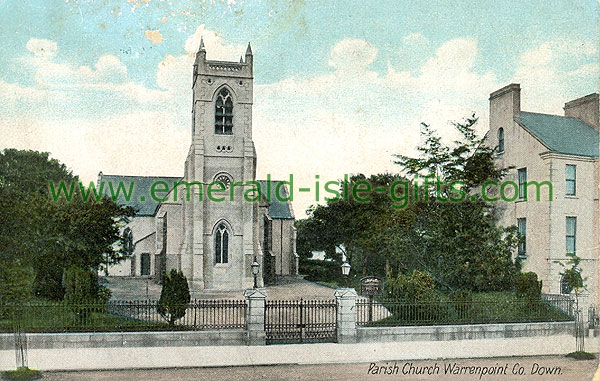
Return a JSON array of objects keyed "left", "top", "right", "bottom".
[
  {"left": 98, "top": 173, "right": 182, "bottom": 216},
  {"left": 257, "top": 180, "right": 294, "bottom": 219},
  {"left": 520, "top": 112, "right": 599, "bottom": 158}
]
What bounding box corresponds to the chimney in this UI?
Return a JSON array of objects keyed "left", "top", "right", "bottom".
[
  {"left": 489, "top": 83, "right": 521, "bottom": 122},
  {"left": 564, "top": 93, "right": 599, "bottom": 130}
]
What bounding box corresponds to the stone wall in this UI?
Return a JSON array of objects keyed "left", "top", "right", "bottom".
[{"left": 357, "top": 322, "right": 575, "bottom": 343}]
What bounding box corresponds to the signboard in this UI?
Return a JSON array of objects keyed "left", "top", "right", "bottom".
[{"left": 360, "top": 276, "right": 383, "bottom": 296}]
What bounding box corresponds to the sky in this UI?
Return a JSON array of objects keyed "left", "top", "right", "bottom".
[{"left": 0, "top": 0, "right": 598, "bottom": 216}]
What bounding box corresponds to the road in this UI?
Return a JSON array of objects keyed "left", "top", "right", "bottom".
[{"left": 42, "top": 355, "right": 598, "bottom": 380}]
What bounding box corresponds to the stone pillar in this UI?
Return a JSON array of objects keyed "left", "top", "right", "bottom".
[
  {"left": 334, "top": 288, "right": 357, "bottom": 344},
  {"left": 244, "top": 288, "right": 267, "bottom": 345}
]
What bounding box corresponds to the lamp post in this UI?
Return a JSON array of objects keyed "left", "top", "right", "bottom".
[
  {"left": 341, "top": 261, "right": 351, "bottom": 288},
  {"left": 251, "top": 257, "right": 260, "bottom": 288}
]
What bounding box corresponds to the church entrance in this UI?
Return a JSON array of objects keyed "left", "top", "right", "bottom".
[
  {"left": 140, "top": 253, "right": 150, "bottom": 276},
  {"left": 264, "top": 299, "right": 337, "bottom": 344}
]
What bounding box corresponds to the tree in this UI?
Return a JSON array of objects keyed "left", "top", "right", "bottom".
[
  {"left": 158, "top": 270, "right": 190, "bottom": 325},
  {"left": 297, "top": 173, "right": 410, "bottom": 281},
  {"left": 0, "top": 149, "right": 133, "bottom": 300},
  {"left": 392, "top": 115, "right": 520, "bottom": 292},
  {"left": 556, "top": 252, "right": 587, "bottom": 353}
]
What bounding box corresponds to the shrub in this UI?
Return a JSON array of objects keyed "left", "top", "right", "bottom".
[
  {"left": 0, "top": 261, "right": 34, "bottom": 304},
  {"left": 63, "top": 267, "right": 99, "bottom": 322},
  {"left": 0, "top": 261, "right": 34, "bottom": 319},
  {"left": 97, "top": 286, "right": 112, "bottom": 304},
  {"left": 158, "top": 269, "right": 190, "bottom": 325},
  {"left": 63, "top": 267, "right": 99, "bottom": 304},
  {"left": 385, "top": 270, "right": 436, "bottom": 301},
  {"left": 514, "top": 272, "right": 542, "bottom": 299}
]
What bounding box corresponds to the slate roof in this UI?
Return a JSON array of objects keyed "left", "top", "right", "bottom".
[
  {"left": 520, "top": 112, "right": 599, "bottom": 158},
  {"left": 98, "top": 173, "right": 295, "bottom": 219},
  {"left": 98, "top": 173, "right": 181, "bottom": 216},
  {"left": 257, "top": 180, "right": 294, "bottom": 219}
]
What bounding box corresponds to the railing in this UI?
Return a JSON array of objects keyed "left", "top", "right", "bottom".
[
  {"left": 356, "top": 297, "right": 574, "bottom": 327},
  {"left": 542, "top": 293, "right": 574, "bottom": 317},
  {"left": 264, "top": 299, "right": 337, "bottom": 344},
  {"left": 0, "top": 299, "right": 246, "bottom": 333}
]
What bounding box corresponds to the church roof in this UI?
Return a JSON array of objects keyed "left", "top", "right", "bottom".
[
  {"left": 97, "top": 174, "right": 295, "bottom": 219},
  {"left": 257, "top": 180, "right": 294, "bottom": 219},
  {"left": 98, "top": 173, "right": 182, "bottom": 216},
  {"left": 520, "top": 112, "right": 599, "bottom": 158}
]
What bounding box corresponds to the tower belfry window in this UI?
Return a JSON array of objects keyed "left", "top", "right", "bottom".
[{"left": 215, "top": 88, "right": 233, "bottom": 135}]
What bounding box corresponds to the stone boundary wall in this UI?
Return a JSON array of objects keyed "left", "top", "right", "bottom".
[
  {"left": 357, "top": 321, "right": 575, "bottom": 343},
  {"left": 0, "top": 330, "right": 246, "bottom": 350}
]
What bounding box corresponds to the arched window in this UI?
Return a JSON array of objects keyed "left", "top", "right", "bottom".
[
  {"left": 561, "top": 276, "right": 572, "bottom": 295},
  {"left": 215, "top": 223, "right": 229, "bottom": 264},
  {"left": 123, "top": 227, "right": 134, "bottom": 257},
  {"left": 215, "top": 88, "right": 233, "bottom": 135},
  {"left": 497, "top": 127, "right": 505, "bottom": 153}
]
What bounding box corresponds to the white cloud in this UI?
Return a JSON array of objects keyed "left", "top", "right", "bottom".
[
  {"left": 328, "top": 38, "right": 377, "bottom": 73},
  {"left": 254, "top": 37, "right": 499, "bottom": 215},
  {"left": 512, "top": 39, "right": 598, "bottom": 113},
  {"left": 25, "top": 38, "right": 57, "bottom": 59},
  {"left": 184, "top": 25, "right": 246, "bottom": 61},
  {"left": 5, "top": 33, "right": 597, "bottom": 218}
]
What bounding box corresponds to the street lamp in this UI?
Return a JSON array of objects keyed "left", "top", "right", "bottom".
[
  {"left": 251, "top": 257, "right": 260, "bottom": 288},
  {"left": 341, "top": 261, "right": 351, "bottom": 287}
]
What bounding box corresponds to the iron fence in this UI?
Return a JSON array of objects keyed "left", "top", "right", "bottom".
[
  {"left": 356, "top": 297, "right": 574, "bottom": 327},
  {"left": 0, "top": 299, "right": 246, "bottom": 333},
  {"left": 265, "top": 299, "right": 337, "bottom": 344},
  {"left": 541, "top": 293, "right": 574, "bottom": 317}
]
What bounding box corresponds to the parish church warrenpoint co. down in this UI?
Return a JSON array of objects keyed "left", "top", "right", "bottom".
[{"left": 99, "top": 39, "right": 299, "bottom": 291}]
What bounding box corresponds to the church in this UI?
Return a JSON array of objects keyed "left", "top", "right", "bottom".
[{"left": 99, "top": 40, "right": 299, "bottom": 290}]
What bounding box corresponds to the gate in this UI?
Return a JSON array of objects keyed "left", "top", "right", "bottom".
[{"left": 265, "top": 299, "right": 337, "bottom": 344}]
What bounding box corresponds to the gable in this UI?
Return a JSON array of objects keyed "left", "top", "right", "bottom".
[
  {"left": 257, "top": 180, "right": 294, "bottom": 219},
  {"left": 520, "top": 112, "right": 599, "bottom": 158}
]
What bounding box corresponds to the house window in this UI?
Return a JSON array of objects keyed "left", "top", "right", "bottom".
[
  {"left": 517, "top": 218, "right": 526, "bottom": 258},
  {"left": 518, "top": 168, "right": 527, "bottom": 199},
  {"left": 215, "top": 88, "right": 233, "bottom": 135},
  {"left": 566, "top": 216, "right": 577, "bottom": 255},
  {"left": 566, "top": 165, "right": 576, "bottom": 196},
  {"left": 561, "top": 276, "right": 572, "bottom": 295},
  {"left": 215, "top": 223, "right": 229, "bottom": 264},
  {"left": 497, "top": 128, "right": 504, "bottom": 153}
]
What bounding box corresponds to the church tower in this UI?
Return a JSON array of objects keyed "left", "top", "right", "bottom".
[{"left": 179, "top": 39, "right": 260, "bottom": 290}]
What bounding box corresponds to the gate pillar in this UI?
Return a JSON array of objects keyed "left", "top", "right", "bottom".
[
  {"left": 334, "top": 288, "right": 357, "bottom": 344},
  {"left": 244, "top": 288, "right": 267, "bottom": 345}
]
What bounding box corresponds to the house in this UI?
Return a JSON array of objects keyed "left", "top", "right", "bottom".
[{"left": 488, "top": 84, "right": 598, "bottom": 306}]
